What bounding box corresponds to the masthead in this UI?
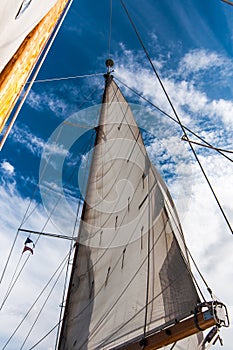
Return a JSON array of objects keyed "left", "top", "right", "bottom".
[{"left": 105, "top": 58, "right": 114, "bottom": 72}]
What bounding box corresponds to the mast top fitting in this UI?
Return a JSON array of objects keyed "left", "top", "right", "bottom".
[{"left": 105, "top": 58, "right": 114, "bottom": 68}]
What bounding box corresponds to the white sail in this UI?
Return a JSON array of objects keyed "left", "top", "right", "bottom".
[{"left": 58, "top": 75, "right": 203, "bottom": 350}]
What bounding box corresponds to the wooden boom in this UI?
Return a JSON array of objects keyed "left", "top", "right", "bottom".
[{"left": 115, "top": 310, "right": 216, "bottom": 350}]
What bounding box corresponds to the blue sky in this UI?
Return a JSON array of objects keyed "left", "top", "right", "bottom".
[{"left": 0, "top": 0, "right": 233, "bottom": 349}]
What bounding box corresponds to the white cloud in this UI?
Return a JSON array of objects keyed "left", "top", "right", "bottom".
[
  {"left": 1, "top": 161, "right": 15, "bottom": 175},
  {"left": 115, "top": 46, "right": 233, "bottom": 347},
  {"left": 115, "top": 47, "right": 233, "bottom": 133},
  {"left": 0, "top": 182, "right": 75, "bottom": 349},
  {"left": 26, "top": 90, "right": 69, "bottom": 118},
  {"left": 178, "top": 49, "right": 227, "bottom": 75},
  {"left": 1, "top": 45, "right": 233, "bottom": 348}
]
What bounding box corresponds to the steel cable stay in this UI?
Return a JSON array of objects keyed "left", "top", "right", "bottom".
[
  {"left": 0, "top": 254, "right": 30, "bottom": 311},
  {"left": 108, "top": 0, "right": 113, "bottom": 60},
  {"left": 0, "top": 254, "right": 23, "bottom": 310},
  {"left": 26, "top": 223, "right": 174, "bottom": 350},
  {"left": 1, "top": 128, "right": 96, "bottom": 345},
  {"left": 120, "top": 0, "right": 233, "bottom": 235},
  {"left": 0, "top": 52, "right": 104, "bottom": 293},
  {"left": 115, "top": 77, "right": 233, "bottom": 163},
  {"left": 28, "top": 72, "right": 105, "bottom": 84},
  {"left": 19, "top": 259, "right": 69, "bottom": 350},
  {"left": 2, "top": 251, "right": 71, "bottom": 350},
  {"left": 0, "top": 81, "right": 101, "bottom": 306},
  {"left": 0, "top": 152, "right": 84, "bottom": 308},
  {"left": 163, "top": 196, "right": 212, "bottom": 302},
  {"left": 0, "top": 123, "right": 64, "bottom": 289},
  {"left": 100, "top": 76, "right": 227, "bottom": 302}
]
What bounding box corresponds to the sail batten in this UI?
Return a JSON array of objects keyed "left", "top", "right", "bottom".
[{"left": 58, "top": 75, "right": 203, "bottom": 350}]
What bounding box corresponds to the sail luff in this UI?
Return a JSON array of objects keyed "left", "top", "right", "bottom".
[
  {"left": 57, "top": 75, "right": 110, "bottom": 350},
  {"left": 58, "top": 75, "right": 204, "bottom": 350},
  {"left": 0, "top": 0, "right": 71, "bottom": 134}
]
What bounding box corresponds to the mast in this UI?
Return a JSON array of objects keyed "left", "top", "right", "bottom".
[{"left": 57, "top": 66, "right": 228, "bottom": 350}]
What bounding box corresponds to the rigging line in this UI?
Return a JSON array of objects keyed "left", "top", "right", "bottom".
[
  {"left": 0, "top": 39, "right": 63, "bottom": 290},
  {"left": 170, "top": 342, "right": 177, "bottom": 350},
  {"left": 27, "top": 321, "right": 62, "bottom": 350},
  {"left": 162, "top": 196, "right": 211, "bottom": 300},
  {"left": 19, "top": 259, "right": 68, "bottom": 350},
  {"left": 0, "top": 230, "right": 19, "bottom": 286},
  {"left": 2, "top": 139, "right": 83, "bottom": 307},
  {"left": 54, "top": 203, "right": 81, "bottom": 349},
  {"left": 20, "top": 125, "right": 64, "bottom": 228},
  {"left": 2, "top": 252, "right": 70, "bottom": 350},
  {"left": 181, "top": 137, "right": 233, "bottom": 155},
  {"left": 0, "top": 254, "right": 30, "bottom": 311},
  {"left": 143, "top": 173, "right": 151, "bottom": 338},
  {"left": 114, "top": 77, "right": 233, "bottom": 164},
  {"left": 80, "top": 223, "right": 170, "bottom": 348},
  {"left": 0, "top": 0, "right": 74, "bottom": 151},
  {"left": 25, "top": 122, "right": 94, "bottom": 237},
  {"left": 119, "top": 1, "right": 233, "bottom": 235},
  {"left": 28, "top": 221, "right": 171, "bottom": 350},
  {"left": 58, "top": 194, "right": 167, "bottom": 349},
  {"left": 20, "top": 80, "right": 102, "bottom": 229},
  {"left": 108, "top": 0, "right": 113, "bottom": 58},
  {"left": 28, "top": 72, "right": 105, "bottom": 84},
  {"left": 0, "top": 254, "right": 23, "bottom": 310},
  {"left": 94, "top": 271, "right": 194, "bottom": 349}
]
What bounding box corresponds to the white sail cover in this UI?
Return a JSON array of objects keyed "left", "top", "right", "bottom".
[
  {"left": 58, "top": 76, "right": 202, "bottom": 349},
  {"left": 0, "top": 0, "right": 59, "bottom": 72}
]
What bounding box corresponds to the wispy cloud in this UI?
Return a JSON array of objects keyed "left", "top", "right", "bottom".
[
  {"left": 178, "top": 49, "right": 227, "bottom": 75},
  {"left": 11, "top": 124, "right": 68, "bottom": 160},
  {"left": 1, "top": 160, "right": 15, "bottom": 176}
]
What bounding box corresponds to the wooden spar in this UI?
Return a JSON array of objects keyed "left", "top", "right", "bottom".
[
  {"left": 221, "top": 0, "right": 233, "bottom": 6},
  {"left": 0, "top": 0, "right": 71, "bottom": 135},
  {"left": 114, "top": 311, "right": 217, "bottom": 350}
]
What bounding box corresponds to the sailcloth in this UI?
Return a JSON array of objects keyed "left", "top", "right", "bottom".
[{"left": 58, "top": 75, "right": 202, "bottom": 350}]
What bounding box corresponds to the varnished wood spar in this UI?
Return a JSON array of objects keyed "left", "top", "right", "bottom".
[
  {"left": 221, "top": 0, "right": 233, "bottom": 6},
  {"left": 0, "top": 0, "right": 70, "bottom": 133},
  {"left": 115, "top": 311, "right": 216, "bottom": 350}
]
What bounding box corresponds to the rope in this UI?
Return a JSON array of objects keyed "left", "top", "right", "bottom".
[
  {"left": 143, "top": 173, "right": 151, "bottom": 338},
  {"left": 29, "top": 72, "right": 104, "bottom": 84},
  {"left": 108, "top": 0, "right": 113, "bottom": 58},
  {"left": 162, "top": 195, "right": 213, "bottom": 301},
  {"left": 19, "top": 262, "right": 67, "bottom": 350},
  {"left": 2, "top": 252, "right": 70, "bottom": 350},
  {"left": 115, "top": 77, "right": 233, "bottom": 164},
  {"left": 0, "top": 254, "right": 23, "bottom": 310},
  {"left": 181, "top": 137, "right": 233, "bottom": 155},
  {"left": 0, "top": 230, "right": 20, "bottom": 286},
  {"left": 0, "top": 254, "right": 31, "bottom": 311},
  {"left": 0, "top": 83, "right": 101, "bottom": 310},
  {"left": 120, "top": 0, "right": 233, "bottom": 235}
]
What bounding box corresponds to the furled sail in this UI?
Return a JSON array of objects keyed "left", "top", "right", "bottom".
[
  {"left": 0, "top": 0, "right": 71, "bottom": 134},
  {"left": 58, "top": 74, "right": 204, "bottom": 350}
]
